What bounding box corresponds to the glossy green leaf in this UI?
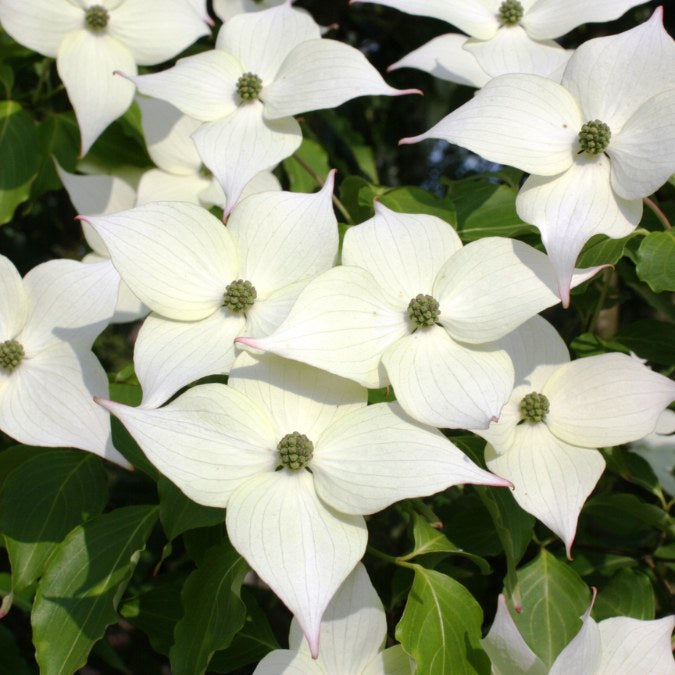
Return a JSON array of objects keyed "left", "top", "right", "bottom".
[
  {"left": 283, "top": 138, "right": 330, "bottom": 193},
  {"left": 32, "top": 112, "right": 80, "bottom": 197},
  {"left": 339, "top": 175, "right": 378, "bottom": 223},
  {"left": 0, "top": 449, "right": 108, "bottom": 591},
  {"left": 583, "top": 493, "right": 673, "bottom": 538},
  {"left": 0, "top": 100, "right": 41, "bottom": 224},
  {"left": 613, "top": 319, "right": 675, "bottom": 365},
  {"left": 170, "top": 541, "right": 248, "bottom": 675},
  {"left": 513, "top": 549, "right": 590, "bottom": 666},
  {"left": 396, "top": 566, "right": 489, "bottom": 674},
  {"left": 380, "top": 186, "right": 456, "bottom": 225},
  {"left": 592, "top": 568, "right": 655, "bottom": 621},
  {"left": 32, "top": 505, "right": 158, "bottom": 675},
  {"left": 0, "top": 63, "right": 14, "bottom": 98},
  {"left": 577, "top": 232, "right": 640, "bottom": 267},
  {"left": 636, "top": 231, "right": 675, "bottom": 293},
  {"left": 602, "top": 446, "right": 664, "bottom": 503}
]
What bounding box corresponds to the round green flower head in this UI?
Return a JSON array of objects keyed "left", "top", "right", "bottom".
[
  {"left": 578, "top": 120, "right": 611, "bottom": 155},
  {"left": 0, "top": 339, "right": 25, "bottom": 372},
  {"left": 519, "top": 392, "right": 550, "bottom": 423},
  {"left": 278, "top": 431, "right": 314, "bottom": 471},
  {"left": 498, "top": 0, "right": 524, "bottom": 25},
  {"left": 407, "top": 294, "right": 440, "bottom": 328},
  {"left": 85, "top": 5, "right": 109, "bottom": 32},
  {"left": 223, "top": 279, "right": 257, "bottom": 313},
  {"left": 236, "top": 73, "right": 263, "bottom": 103}
]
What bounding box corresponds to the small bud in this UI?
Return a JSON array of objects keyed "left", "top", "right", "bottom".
[
  {"left": 278, "top": 431, "right": 314, "bottom": 470},
  {"left": 236, "top": 72, "right": 263, "bottom": 103},
  {"left": 0, "top": 339, "right": 25, "bottom": 372},
  {"left": 85, "top": 5, "right": 109, "bottom": 32},
  {"left": 407, "top": 294, "right": 440, "bottom": 328},
  {"left": 223, "top": 279, "right": 257, "bottom": 314},
  {"left": 519, "top": 392, "right": 550, "bottom": 423},
  {"left": 578, "top": 120, "right": 611, "bottom": 155},
  {"left": 498, "top": 0, "right": 524, "bottom": 25}
]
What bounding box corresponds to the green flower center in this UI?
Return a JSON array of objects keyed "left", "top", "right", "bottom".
[
  {"left": 278, "top": 431, "right": 314, "bottom": 470},
  {"left": 85, "top": 5, "right": 109, "bottom": 32},
  {"left": 407, "top": 294, "right": 440, "bottom": 328},
  {"left": 0, "top": 339, "right": 25, "bottom": 372},
  {"left": 223, "top": 279, "right": 257, "bottom": 314},
  {"left": 236, "top": 72, "right": 263, "bottom": 103},
  {"left": 498, "top": 0, "right": 524, "bottom": 25},
  {"left": 519, "top": 392, "right": 550, "bottom": 423},
  {"left": 578, "top": 120, "right": 611, "bottom": 155}
]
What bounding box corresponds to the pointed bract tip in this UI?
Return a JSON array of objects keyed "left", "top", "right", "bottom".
[
  {"left": 322, "top": 168, "right": 337, "bottom": 194},
  {"left": 399, "top": 134, "right": 423, "bottom": 146},
  {"left": 490, "top": 415, "right": 499, "bottom": 424},
  {"left": 235, "top": 336, "right": 263, "bottom": 350},
  {"left": 397, "top": 88, "right": 423, "bottom": 97},
  {"left": 113, "top": 70, "right": 131, "bottom": 82},
  {"left": 307, "top": 629, "right": 320, "bottom": 659},
  {"left": 491, "top": 474, "right": 514, "bottom": 489}
]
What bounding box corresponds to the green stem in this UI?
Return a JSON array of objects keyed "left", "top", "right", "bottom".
[
  {"left": 586, "top": 268, "right": 613, "bottom": 333},
  {"left": 366, "top": 546, "right": 417, "bottom": 571},
  {"left": 644, "top": 196, "right": 671, "bottom": 230}
]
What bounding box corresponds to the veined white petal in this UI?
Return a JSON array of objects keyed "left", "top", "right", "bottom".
[
  {"left": 252, "top": 650, "right": 317, "bottom": 674},
  {"left": 20, "top": 259, "right": 118, "bottom": 353},
  {"left": 226, "top": 471, "right": 367, "bottom": 658},
  {"left": 244, "top": 280, "right": 308, "bottom": 338},
  {"left": 134, "top": 310, "right": 246, "bottom": 409},
  {"left": 57, "top": 29, "right": 136, "bottom": 156},
  {"left": 516, "top": 155, "right": 641, "bottom": 306},
  {"left": 350, "top": 0, "right": 499, "bottom": 40},
  {"left": 135, "top": 170, "right": 210, "bottom": 206},
  {"left": 193, "top": 104, "right": 302, "bottom": 214},
  {"left": 401, "top": 74, "right": 581, "bottom": 176},
  {"left": 98, "top": 383, "right": 278, "bottom": 504},
  {"left": 486, "top": 425, "right": 605, "bottom": 556},
  {"left": 596, "top": 615, "right": 675, "bottom": 675},
  {"left": 544, "top": 353, "right": 675, "bottom": 449},
  {"left": 214, "top": 0, "right": 285, "bottom": 22},
  {"left": 107, "top": 0, "right": 209, "bottom": 66},
  {"left": 523, "top": 0, "right": 647, "bottom": 40},
  {"left": 481, "top": 594, "right": 547, "bottom": 675},
  {"left": 362, "top": 645, "right": 416, "bottom": 675},
  {"left": 0, "top": 255, "right": 28, "bottom": 342},
  {"left": 126, "top": 50, "right": 242, "bottom": 122},
  {"left": 236, "top": 266, "right": 409, "bottom": 389},
  {"left": 342, "top": 202, "right": 462, "bottom": 305},
  {"left": 229, "top": 352, "right": 366, "bottom": 444},
  {"left": 228, "top": 173, "right": 337, "bottom": 295},
  {"left": 137, "top": 97, "right": 202, "bottom": 174},
  {"left": 313, "top": 401, "right": 510, "bottom": 515},
  {"left": 0, "top": 344, "right": 126, "bottom": 467},
  {"left": 216, "top": 3, "right": 320, "bottom": 82},
  {"left": 0, "top": 0, "right": 81, "bottom": 57},
  {"left": 381, "top": 325, "right": 514, "bottom": 430},
  {"left": 549, "top": 606, "right": 602, "bottom": 675},
  {"left": 561, "top": 8, "right": 675, "bottom": 131},
  {"left": 82, "top": 202, "right": 239, "bottom": 320},
  {"left": 389, "top": 34, "right": 490, "bottom": 88},
  {"left": 608, "top": 90, "right": 675, "bottom": 201},
  {"left": 263, "top": 39, "right": 420, "bottom": 120}
]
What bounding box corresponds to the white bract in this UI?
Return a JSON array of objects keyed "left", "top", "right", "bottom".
[
  {"left": 401, "top": 9, "right": 675, "bottom": 304},
  {"left": 477, "top": 315, "right": 675, "bottom": 555},
  {"left": 98, "top": 351, "right": 510, "bottom": 657},
  {"left": 630, "top": 409, "right": 675, "bottom": 497},
  {"left": 122, "top": 2, "right": 419, "bottom": 212},
  {"left": 83, "top": 175, "right": 339, "bottom": 408},
  {"left": 353, "top": 0, "right": 644, "bottom": 86},
  {"left": 0, "top": 255, "right": 127, "bottom": 466},
  {"left": 0, "top": 0, "right": 209, "bottom": 155},
  {"left": 483, "top": 593, "right": 675, "bottom": 674},
  {"left": 213, "top": 0, "right": 286, "bottom": 22},
  {"left": 254, "top": 563, "right": 415, "bottom": 674},
  {"left": 238, "top": 204, "right": 601, "bottom": 430}
]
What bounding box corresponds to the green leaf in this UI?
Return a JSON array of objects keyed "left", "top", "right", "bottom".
[
  {"left": 0, "top": 445, "right": 53, "bottom": 493},
  {"left": 400, "top": 512, "right": 491, "bottom": 574},
  {"left": 379, "top": 186, "right": 456, "bottom": 225},
  {"left": 602, "top": 446, "right": 664, "bottom": 503},
  {"left": 32, "top": 112, "right": 80, "bottom": 197},
  {"left": 636, "top": 231, "right": 675, "bottom": 293},
  {"left": 513, "top": 549, "right": 590, "bottom": 666},
  {"left": 158, "top": 477, "right": 225, "bottom": 542},
  {"left": 395, "top": 566, "right": 489, "bottom": 674},
  {"left": 0, "top": 101, "right": 41, "bottom": 224},
  {"left": 592, "top": 568, "right": 655, "bottom": 621},
  {"left": 583, "top": 493, "right": 673, "bottom": 539},
  {"left": 0, "top": 450, "right": 108, "bottom": 591},
  {"left": 613, "top": 320, "right": 675, "bottom": 366},
  {"left": 0, "top": 623, "right": 32, "bottom": 675},
  {"left": 208, "top": 589, "right": 280, "bottom": 673},
  {"left": 0, "top": 63, "right": 14, "bottom": 99},
  {"left": 32, "top": 505, "right": 158, "bottom": 675},
  {"left": 339, "top": 175, "right": 378, "bottom": 223},
  {"left": 282, "top": 138, "right": 330, "bottom": 193},
  {"left": 577, "top": 233, "right": 640, "bottom": 267},
  {"left": 170, "top": 541, "right": 249, "bottom": 675}
]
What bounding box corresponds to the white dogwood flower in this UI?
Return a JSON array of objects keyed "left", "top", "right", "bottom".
[
  {"left": 254, "top": 563, "right": 415, "bottom": 674},
  {"left": 0, "top": 255, "right": 127, "bottom": 466},
  {"left": 97, "top": 351, "right": 510, "bottom": 657},
  {"left": 483, "top": 593, "right": 675, "bottom": 674},
  {"left": 213, "top": 0, "right": 285, "bottom": 22},
  {"left": 401, "top": 9, "right": 675, "bottom": 304},
  {"left": 238, "top": 204, "right": 601, "bottom": 430},
  {"left": 82, "top": 174, "right": 339, "bottom": 407},
  {"left": 0, "top": 0, "right": 210, "bottom": 156},
  {"left": 477, "top": 316, "right": 675, "bottom": 555},
  {"left": 122, "top": 2, "right": 419, "bottom": 212}
]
